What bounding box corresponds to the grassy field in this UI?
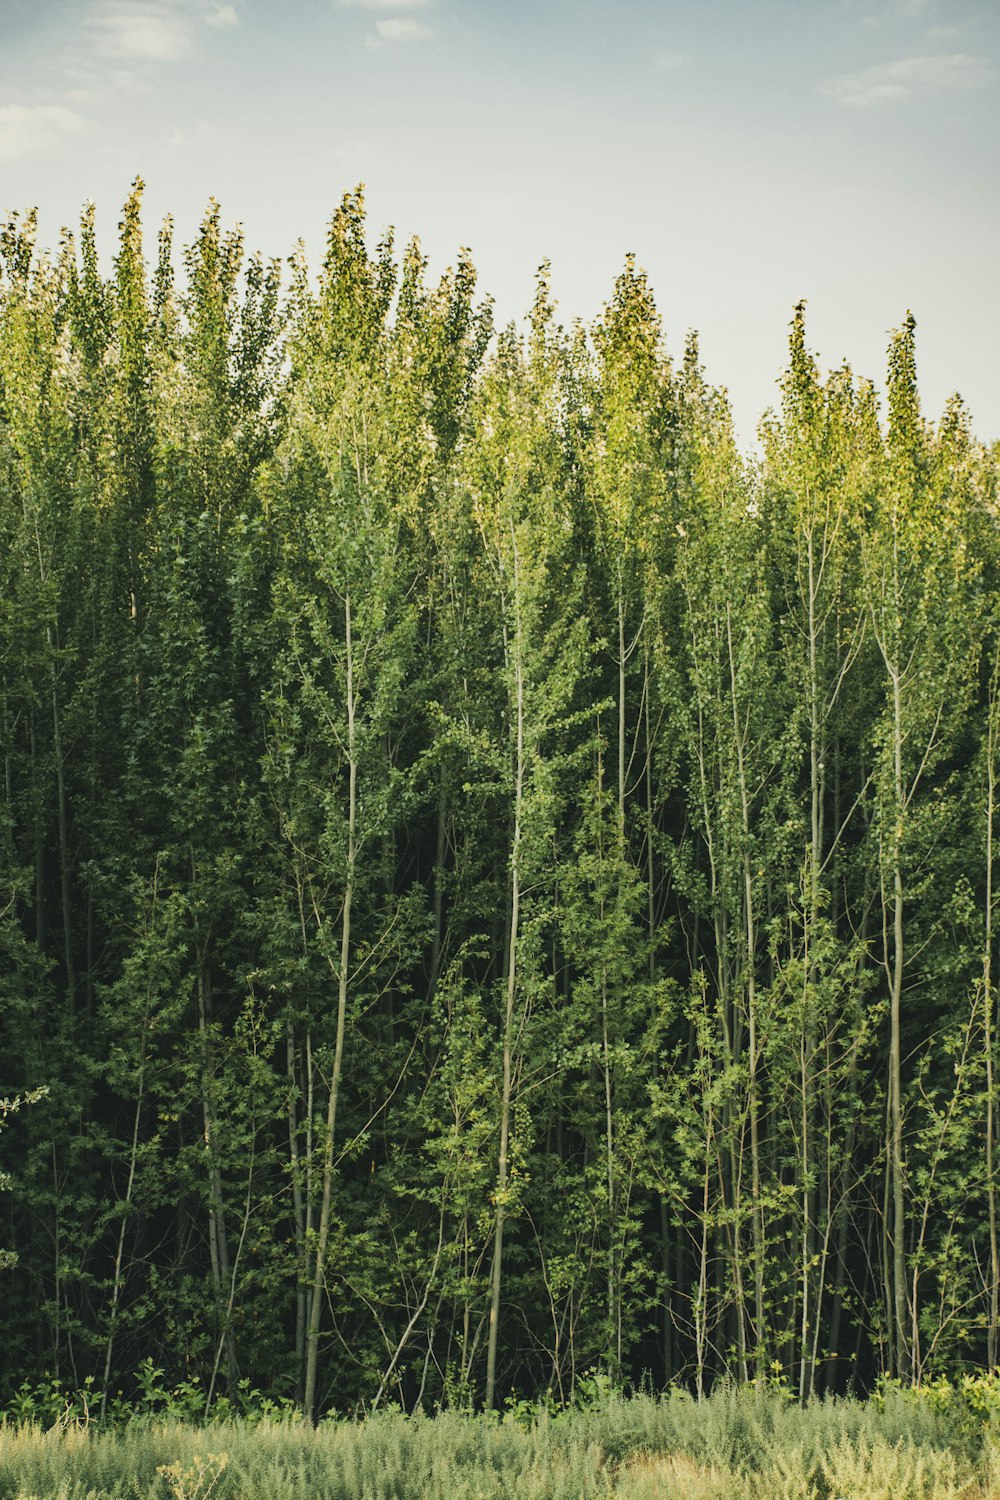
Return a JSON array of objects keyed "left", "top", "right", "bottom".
[{"left": 2, "top": 1385, "right": 999, "bottom": 1499}]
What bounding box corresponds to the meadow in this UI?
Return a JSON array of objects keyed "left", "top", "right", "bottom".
[{"left": 3, "top": 1385, "right": 1000, "bottom": 1500}]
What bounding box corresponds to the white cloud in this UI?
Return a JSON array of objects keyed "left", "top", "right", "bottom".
[
  {"left": 84, "top": 1, "right": 237, "bottom": 67},
  {"left": 204, "top": 3, "right": 238, "bottom": 26},
  {"left": 369, "top": 16, "right": 432, "bottom": 44},
  {"left": 0, "top": 102, "right": 84, "bottom": 161},
  {"left": 90, "top": 2, "right": 195, "bottom": 61},
  {"left": 861, "top": 0, "right": 932, "bottom": 20},
  {"left": 821, "top": 51, "right": 992, "bottom": 106},
  {"left": 653, "top": 49, "right": 691, "bottom": 72},
  {"left": 341, "top": 0, "right": 431, "bottom": 9}
]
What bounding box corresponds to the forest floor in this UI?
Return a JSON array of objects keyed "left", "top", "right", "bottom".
[{"left": 1, "top": 1385, "right": 998, "bottom": 1499}]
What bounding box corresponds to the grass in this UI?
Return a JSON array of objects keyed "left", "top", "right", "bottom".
[{"left": 1, "top": 1385, "right": 999, "bottom": 1499}]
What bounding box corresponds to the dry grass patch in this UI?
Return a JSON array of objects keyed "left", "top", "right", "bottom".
[{"left": 615, "top": 1451, "right": 738, "bottom": 1500}]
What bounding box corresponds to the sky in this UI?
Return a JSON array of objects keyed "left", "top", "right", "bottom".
[{"left": 1, "top": 0, "right": 997, "bottom": 449}]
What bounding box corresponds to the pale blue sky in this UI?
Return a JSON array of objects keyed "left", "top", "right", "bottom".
[{"left": 1, "top": 0, "right": 997, "bottom": 447}]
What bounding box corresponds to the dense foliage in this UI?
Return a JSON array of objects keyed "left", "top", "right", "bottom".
[{"left": 1, "top": 181, "right": 999, "bottom": 1417}]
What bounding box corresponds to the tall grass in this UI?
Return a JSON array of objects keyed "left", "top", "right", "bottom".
[{"left": 0, "top": 1387, "right": 996, "bottom": 1499}]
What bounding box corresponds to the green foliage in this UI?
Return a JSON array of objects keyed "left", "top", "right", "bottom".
[{"left": 0, "top": 185, "right": 998, "bottom": 1418}]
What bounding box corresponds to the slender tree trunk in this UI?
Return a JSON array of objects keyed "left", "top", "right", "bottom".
[
  {"left": 47, "top": 628, "right": 74, "bottom": 1004},
  {"left": 799, "top": 531, "right": 822, "bottom": 1401},
  {"left": 601, "top": 955, "right": 617, "bottom": 1364},
  {"left": 986, "top": 662, "right": 999, "bottom": 1369},
  {"left": 799, "top": 1014, "right": 812, "bottom": 1401},
  {"left": 695, "top": 1094, "right": 712, "bottom": 1401},
  {"left": 2, "top": 687, "right": 10, "bottom": 833},
  {"left": 618, "top": 592, "right": 626, "bottom": 831},
  {"left": 207, "top": 1137, "right": 258, "bottom": 1411},
  {"left": 485, "top": 566, "right": 524, "bottom": 1412},
  {"left": 51, "top": 1148, "right": 62, "bottom": 1377},
  {"left": 303, "top": 591, "right": 356, "bottom": 1423},
  {"left": 744, "top": 883, "right": 765, "bottom": 1371},
  {"left": 99, "top": 1067, "right": 146, "bottom": 1419},
  {"left": 643, "top": 649, "right": 657, "bottom": 981},
  {"left": 658, "top": 1190, "right": 672, "bottom": 1381},
  {"left": 888, "top": 665, "right": 908, "bottom": 1379},
  {"left": 645, "top": 654, "right": 671, "bottom": 1379},
  {"left": 30, "top": 713, "right": 45, "bottom": 951},
  {"left": 826, "top": 1182, "right": 852, "bottom": 1389},
  {"left": 881, "top": 1088, "right": 896, "bottom": 1377},
  {"left": 726, "top": 605, "right": 766, "bottom": 1371},
  {"left": 429, "top": 781, "right": 447, "bottom": 998},
  {"left": 286, "top": 1020, "right": 307, "bottom": 1404},
  {"left": 194, "top": 921, "right": 238, "bottom": 1391}
]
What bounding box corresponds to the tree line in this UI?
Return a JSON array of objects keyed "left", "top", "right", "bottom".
[{"left": 1, "top": 180, "right": 999, "bottom": 1417}]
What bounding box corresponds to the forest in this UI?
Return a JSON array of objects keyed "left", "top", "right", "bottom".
[{"left": 1, "top": 179, "right": 999, "bottom": 1423}]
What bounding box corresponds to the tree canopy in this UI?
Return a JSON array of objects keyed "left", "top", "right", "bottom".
[{"left": 1, "top": 183, "right": 999, "bottom": 1414}]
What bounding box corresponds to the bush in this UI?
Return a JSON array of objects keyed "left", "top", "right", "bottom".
[{"left": 0, "top": 1387, "right": 997, "bottom": 1499}]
